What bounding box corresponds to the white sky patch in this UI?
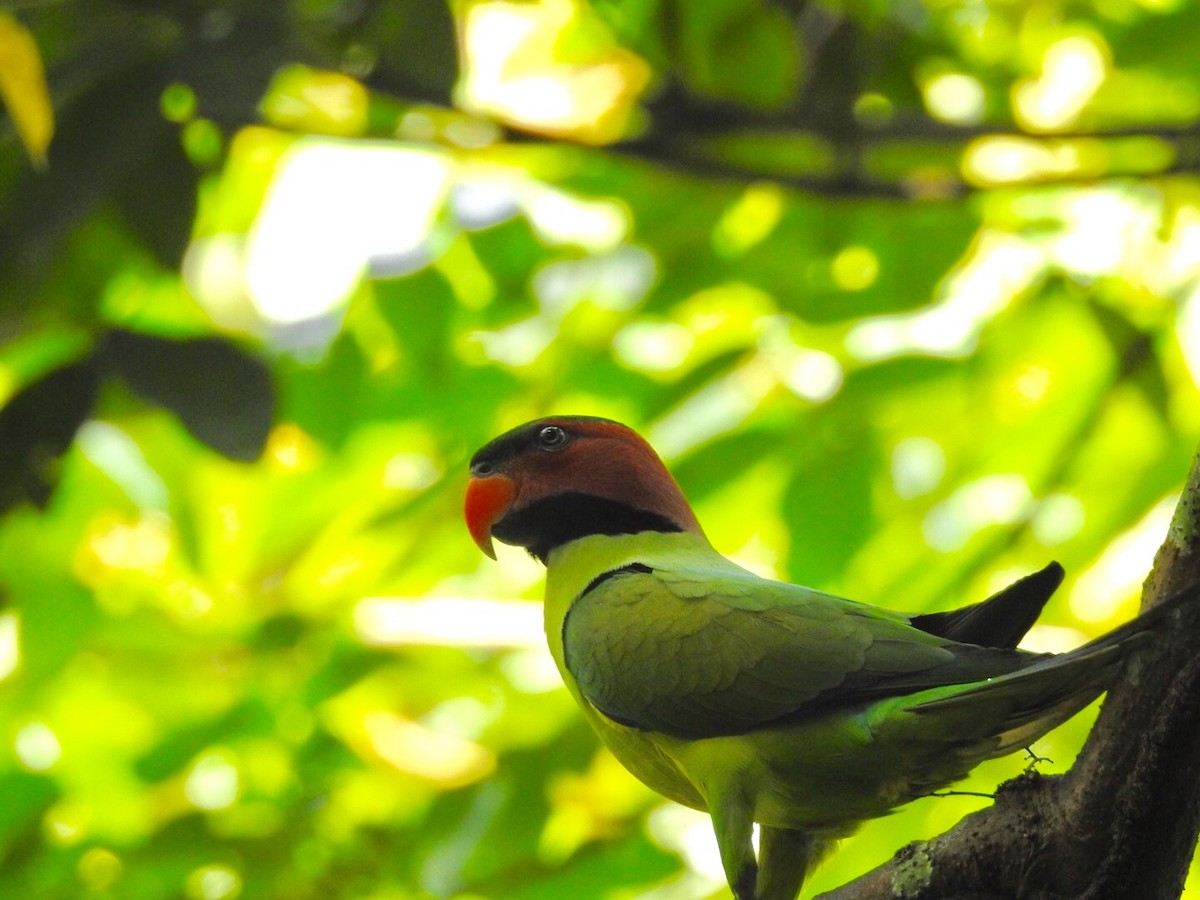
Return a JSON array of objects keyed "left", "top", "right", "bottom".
[
  {"left": 846, "top": 232, "right": 1046, "bottom": 361},
  {"left": 1070, "top": 495, "right": 1176, "bottom": 623},
  {"left": 244, "top": 141, "right": 453, "bottom": 326}
]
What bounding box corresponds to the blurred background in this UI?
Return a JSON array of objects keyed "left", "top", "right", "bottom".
[{"left": 1, "top": 0, "right": 1199, "bottom": 897}]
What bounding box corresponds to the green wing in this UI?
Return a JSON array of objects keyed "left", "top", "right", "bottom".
[{"left": 562, "top": 562, "right": 1045, "bottom": 739}]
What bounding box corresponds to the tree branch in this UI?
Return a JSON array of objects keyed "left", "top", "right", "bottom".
[{"left": 817, "top": 447, "right": 1200, "bottom": 899}]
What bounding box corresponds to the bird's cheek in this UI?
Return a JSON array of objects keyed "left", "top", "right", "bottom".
[{"left": 464, "top": 475, "right": 517, "bottom": 559}]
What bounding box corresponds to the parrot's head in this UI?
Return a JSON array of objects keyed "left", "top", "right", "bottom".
[{"left": 465, "top": 416, "right": 701, "bottom": 562}]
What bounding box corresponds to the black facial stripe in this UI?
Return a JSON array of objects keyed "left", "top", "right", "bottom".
[{"left": 492, "top": 493, "right": 682, "bottom": 562}]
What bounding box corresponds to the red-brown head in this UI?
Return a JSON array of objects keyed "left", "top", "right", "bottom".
[{"left": 464, "top": 416, "right": 702, "bottom": 562}]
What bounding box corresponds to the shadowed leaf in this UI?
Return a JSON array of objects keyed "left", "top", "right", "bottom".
[{"left": 100, "top": 330, "right": 274, "bottom": 461}]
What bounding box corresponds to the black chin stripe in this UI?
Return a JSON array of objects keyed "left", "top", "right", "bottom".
[{"left": 492, "top": 493, "right": 682, "bottom": 562}]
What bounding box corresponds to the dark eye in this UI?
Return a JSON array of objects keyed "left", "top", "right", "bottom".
[{"left": 538, "top": 425, "right": 568, "bottom": 450}]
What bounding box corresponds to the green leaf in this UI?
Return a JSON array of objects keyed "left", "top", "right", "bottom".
[
  {"left": 99, "top": 330, "right": 274, "bottom": 461},
  {"left": 676, "top": 0, "right": 802, "bottom": 108},
  {"left": 0, "top": 359, "right": 98, "bottom": 512}
]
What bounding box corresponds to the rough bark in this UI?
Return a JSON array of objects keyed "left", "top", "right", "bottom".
[{"left": 818, "top": 448, "right": 1200, "bottom": 899}]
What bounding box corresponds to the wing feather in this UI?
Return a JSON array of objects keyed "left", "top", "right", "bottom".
[{"left": 564, "top": 562, "right": 1043, "bottom": 739}]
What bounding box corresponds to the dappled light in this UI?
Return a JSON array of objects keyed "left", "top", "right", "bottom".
[{"left": 2, "top": 0, "right": 1200, "bottom": 897}]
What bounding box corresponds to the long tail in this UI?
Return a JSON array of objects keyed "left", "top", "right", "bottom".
[{"left": 909, "top": 581, "right": 1200, "bottom": 754}]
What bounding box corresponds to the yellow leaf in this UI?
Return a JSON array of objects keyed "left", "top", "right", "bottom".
[{"left": 0, "top": 13, "right": 54, "bottom": 167}]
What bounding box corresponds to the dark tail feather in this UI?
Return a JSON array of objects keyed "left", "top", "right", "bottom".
[
  {"left": 913, "top": 562, "right": 1065, "bottom": 649},
  {"left": 909, "top": 580, "right": 1200, "bottom": 740}
]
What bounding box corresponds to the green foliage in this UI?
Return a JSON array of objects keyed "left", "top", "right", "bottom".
[{"left": 1, "top": 0, "right": 1199, "bottom": 898}]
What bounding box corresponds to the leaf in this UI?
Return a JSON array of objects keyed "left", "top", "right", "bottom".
[
  {"left": 113, "top": 121, "right": 199, "bottom": 268},
  {"left": 676, "top": 0, "right": 802, "bottom": 108},
  {"left": 0, "top": 359, "right": 99, "bottom": 513},
  {"left": 99, "top": 330, "right": 274, "bottom": 462},
  {"left": 0, "top": 13, "right": 53, "bottom": 167},
  {"left": 363, "top": 0, "right": 459, "bottom": 102}
]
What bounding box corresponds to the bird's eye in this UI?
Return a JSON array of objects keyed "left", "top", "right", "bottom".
[{"left": 538, "top": 425, "right": 568, "bottom": 450}]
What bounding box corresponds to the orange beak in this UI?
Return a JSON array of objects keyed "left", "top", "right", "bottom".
[{"left": 464, "top": 475, "right": 516, "bottom": 559}]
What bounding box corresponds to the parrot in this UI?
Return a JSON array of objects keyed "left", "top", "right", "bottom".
[{"left": 463, "top": 415, "right": 1186, "bottom": 900}]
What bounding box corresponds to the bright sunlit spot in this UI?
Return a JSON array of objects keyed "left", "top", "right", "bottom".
[
  {"left": 185, "top": 749, "right": 240, "bottom": 811},
  {"left": 361, "top": 711, "right": 495, "bottom": 787},
  {"left": 846, "top": 232, "right": 1045, "bottom": 361},
  {"left": 1031, "top": 493, "right": 1087, "bottom": 546},
  {"left": 382, "top": 453, "right": 441, "bottom": 491},
  {"left": 923, "top": 72, "right": 987, "bottom": 125},
  {"left": 648, "top": 805, "right": 727, "bottom": 889},
  {"left": 891, "top": 437, "right": 946, "bottom": 500},
  {"left": 712, "top": 183, "right": 785, "bottom": 257},
  {"left": 922, "top": 474, "right": 1033, "bottom": 552},
  {"left": 185, "top": 864, "right": 243, "bottom": 900},
  {"left": 0, "top": 612, "right": 20, "bottom": 682},
  {"left": 523, "top": 187, "right": 629, "bottom": 252},
  {"left": 830, "top": 246, "right": 880, "bottom": 292},
  {"left": 614, "top": 321, "right": 694, "bottom": 373},
  {"left": 1014, "top": 34, "right": 1108, "bottom": 131},
  {"left": 1180, "top": 286, "right": 1200, "bottom": 390},
  {"left": 460, "top": 0, "right": 650, "bottom": 144},
  {"left": 1050, "top": 189, "right": 1156, "bottom": 276},
  {"left": 78, "top": 848, "right": 123, "bottom": 892},
  {"left": 243, "top": 141, "right": 453, "bottom": 328},
  {"left": 1070, "top": 496, "right": 1176, "bottom": 624},
  {"left": 963, "top": 136, "right": 1085, "bottom": 186},
  {"left": 15, "top": 722, "right": 62, "bottom": 771},
  {"left": 76, "top": 422, "right": 170, "bottom": 511},
  {"left": 354, "top": 597, "right": 544, "bottom": 648},
  {"left": 469, "top": 243, "right": 653, "bottom": 367},
  {"left": 80, "top": 514, "right": 172, "bottom": 577},
  {"left": 756, "top": 319, "right": 844, "bottom": 402}
]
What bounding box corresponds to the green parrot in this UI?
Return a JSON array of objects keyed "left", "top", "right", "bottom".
[{"left": 464, "top": 415, "right": 1182, "bottom": 899}]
